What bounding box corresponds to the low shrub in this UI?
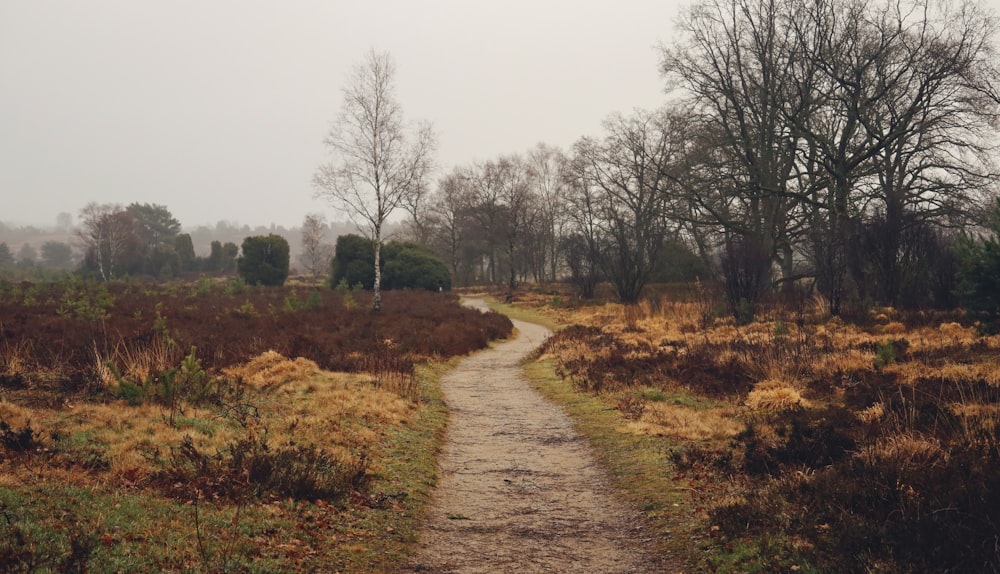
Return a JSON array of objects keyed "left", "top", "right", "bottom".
[
  {"left": 733, "top": 406, "right": 858, "bottom": 476},
  {"left": 541, "top": 325, "right": 752, "bottom": 396},
  {"left": 157, "top": 433, "right": 368, "bottom": 502}
]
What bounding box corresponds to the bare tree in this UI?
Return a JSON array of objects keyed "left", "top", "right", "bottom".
[
  {"left": 664, "top": 0, "right": 1000, "bottom": 315},
  {"left": 313, "top": 49, "right": 436, "bottom": 311},
  {"left": 791, "top": 0, "right": 1000, "bottom": 311},
  {"left": 428, "top": 169, "right": 473, "bottom": 284},
  {"left": 56, "top": 212, "right": 73, "bottom": 232},
  {"left": 465, "top": 161, "right": 505, "bottom": 284},
  {"left": 562, "top": 158, "right": 605, "bottom": 298},
  {"left": 662, "top": 0, "right": 813, "bottom": 303},
  {"left": 460, "top": 156, "right": 538, "bottom": 291},
  {"left": 570, "top": 109, "right": 686, "bottom": 303},
  {"left": 299, "top": 212, "right": 335, "bottom": 277},
  {"left": 494, "top": 155, "right": 535, "bottom": 293},
  {"left": 527, "top": 143, "right": 570, "bottom": 282},
  {"left": 400, "top": 178, "right": 434, "bottom": 245}
]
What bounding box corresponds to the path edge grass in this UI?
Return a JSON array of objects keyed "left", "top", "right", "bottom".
[
  {"left": 361, "top": 359, "right": 455, "bottom": 572},
  {"left": 487, "top": 299, "right": 704, "bottom": 570}
]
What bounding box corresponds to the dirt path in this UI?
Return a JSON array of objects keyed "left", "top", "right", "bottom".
[{"left": 402, "top": 299, "right": 669, "bottom": 573}]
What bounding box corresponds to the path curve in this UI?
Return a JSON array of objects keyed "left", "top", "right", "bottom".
[{"left": 403, "top": 299, "right": 665, "bottom": 573}]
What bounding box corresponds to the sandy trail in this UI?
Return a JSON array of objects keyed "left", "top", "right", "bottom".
[{"left": 402, "top": 299, "right": 667, "bottom": 573}]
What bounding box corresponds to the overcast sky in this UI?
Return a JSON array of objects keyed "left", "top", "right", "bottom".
[{"left": 0, "top": 1, "right": 684, "bottom": 229}]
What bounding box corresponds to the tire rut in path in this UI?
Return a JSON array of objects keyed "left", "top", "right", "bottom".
[{"left": 403, "top": 299, "right": 668, "bottom": 573}]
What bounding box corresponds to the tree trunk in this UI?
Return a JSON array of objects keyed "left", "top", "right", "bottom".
[{"left": 373, "top": 229, "right": 382, "bottom": 312}]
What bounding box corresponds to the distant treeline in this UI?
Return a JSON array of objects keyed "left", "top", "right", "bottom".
[{"left": 0, "top": 207, "right": 396, "bottom": 279}]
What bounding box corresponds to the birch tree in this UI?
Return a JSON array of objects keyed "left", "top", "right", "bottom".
[
  {"left": 299, "top": 213, "right": 335, "bottom": 277},
  {"left": 77, "top": 202, "right": 137, "bottom": 282},
  {"left": 313, "top": 50, "right": 435, "bottom": 311}
]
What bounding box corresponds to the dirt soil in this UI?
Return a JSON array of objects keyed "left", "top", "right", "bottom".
[{"left": 402, "top": 299, "right": 676, "bottom": 573}]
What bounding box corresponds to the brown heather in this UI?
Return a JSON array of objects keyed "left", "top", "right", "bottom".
[{"left": 515, "top": 284, "right": 1000, "bottom": 573}]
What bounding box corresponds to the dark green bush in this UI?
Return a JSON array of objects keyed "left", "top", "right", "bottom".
[
  {"left": 204, "top": 240, "right": 239, "bottom": 273},
  {"left": 330, "top": 234, "right": 375, "bottom": 289},
  {"left": 237, "top": 235, "right": 289, "bottom": 286},
  {"left": 958, "top": 199, "right": 1000, "bottom": 333},
  {"left": 382, "top": 242, "right": 451, "bottom": 291},
  {"left": 330, "top": 235, "right": 450, "bottom": 291}
]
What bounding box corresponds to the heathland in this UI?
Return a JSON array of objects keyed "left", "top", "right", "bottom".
[
  {"left": 503, "top": 284, "right": 1000, "bottom": 573},
  {"left": 0, "top": 278, "right": 510, "bottom": 572},
  {"left": 4, "top": 278, "right": 1000, "bottom": 572}
]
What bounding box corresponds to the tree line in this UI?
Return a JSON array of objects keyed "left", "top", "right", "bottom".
[
  {"left": 0, "top": 205, "right": 366, "bottom": 284},
  {"left": 0, "top": 240, "right": 74, "bottom": 271},
  {"left": 74, "top": 202, "right": 240, "bottom": 280},
  {"left": 396, "top": 0, "right": 1000, "bottom": 320}
]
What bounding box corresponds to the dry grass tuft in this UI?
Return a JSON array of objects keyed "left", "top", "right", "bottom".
[
  {"left": 277, "top": 374, "right": 412, "bottom": 425},
  {"left": 745, "top": 379, "right": 806, "bottom": 412},
  {"left": 950, "top": 402, "right": 1000, "bottom": 418},
  {"left": 91, "top": 344, "right": 116, "bottom": 387},
  {"left": 0, "top": 340, "right": 34, "bottom": 378},
  {"left": 888, "top": 361, "right": 1000, "bottom": 386},
  {"left": 881, "top": 321, "right": 907, "bottom": 334},
  {"left": 863, "top": 435, "right": 949, "bottom": 469},
  {"left": 949, "top": 402, "right": 1000, "bottom": 437},
  {"left": 811, "top": 348, "right": 875, "bottom": 378},
  {"left": 939, "top": 322, "right": 975, "bottom": 339},
  {"left": 111, "top": 335, "right": 177, "bottom": 385},
  {"left": 857, "top": 402, "right": 886, "bottom": 423},
  {"left": 627, "top": 402, "right": 743, "bottom": 441},
  {"left": 224, "top": 350, "right": 321, "bottom": 389},
  {"left": 56, "top": 402, "right": 240, "bottom": 474},
  {"left": 939, "top": 362, "right": 1000, "bottom": 386},
  {"left": 0, "top": 400, "right": 33, "bottom": 428},
  {"left": 795, "top": 292, "right": 830, "bottom": 323}
]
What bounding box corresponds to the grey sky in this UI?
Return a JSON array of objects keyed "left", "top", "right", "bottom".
[{"left": 1, "top": 1, "right": 682, "bottom": 229}]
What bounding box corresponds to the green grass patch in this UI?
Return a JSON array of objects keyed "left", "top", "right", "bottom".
[
  {"left": 0, "top": 483, "right": 280, "bottom": 572},
  {"left": 168, "top": 415, "right": 223, "bottom": 437},
  {"left": 639, "top": 387, "right": 670, "bottom": 402},
  {"left": 710, "top": 537, "right": 820, "bottom": 574},
  {"left": 482, "top": 298, "right": 564, "bottom": 332}
]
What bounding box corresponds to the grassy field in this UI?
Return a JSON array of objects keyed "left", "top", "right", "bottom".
[
  {"left": 494, "top": 285, "right": 1000, "bottom": 573},
  {"left": 0, "top": 279, "right": 512, "bottom": 572}
]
